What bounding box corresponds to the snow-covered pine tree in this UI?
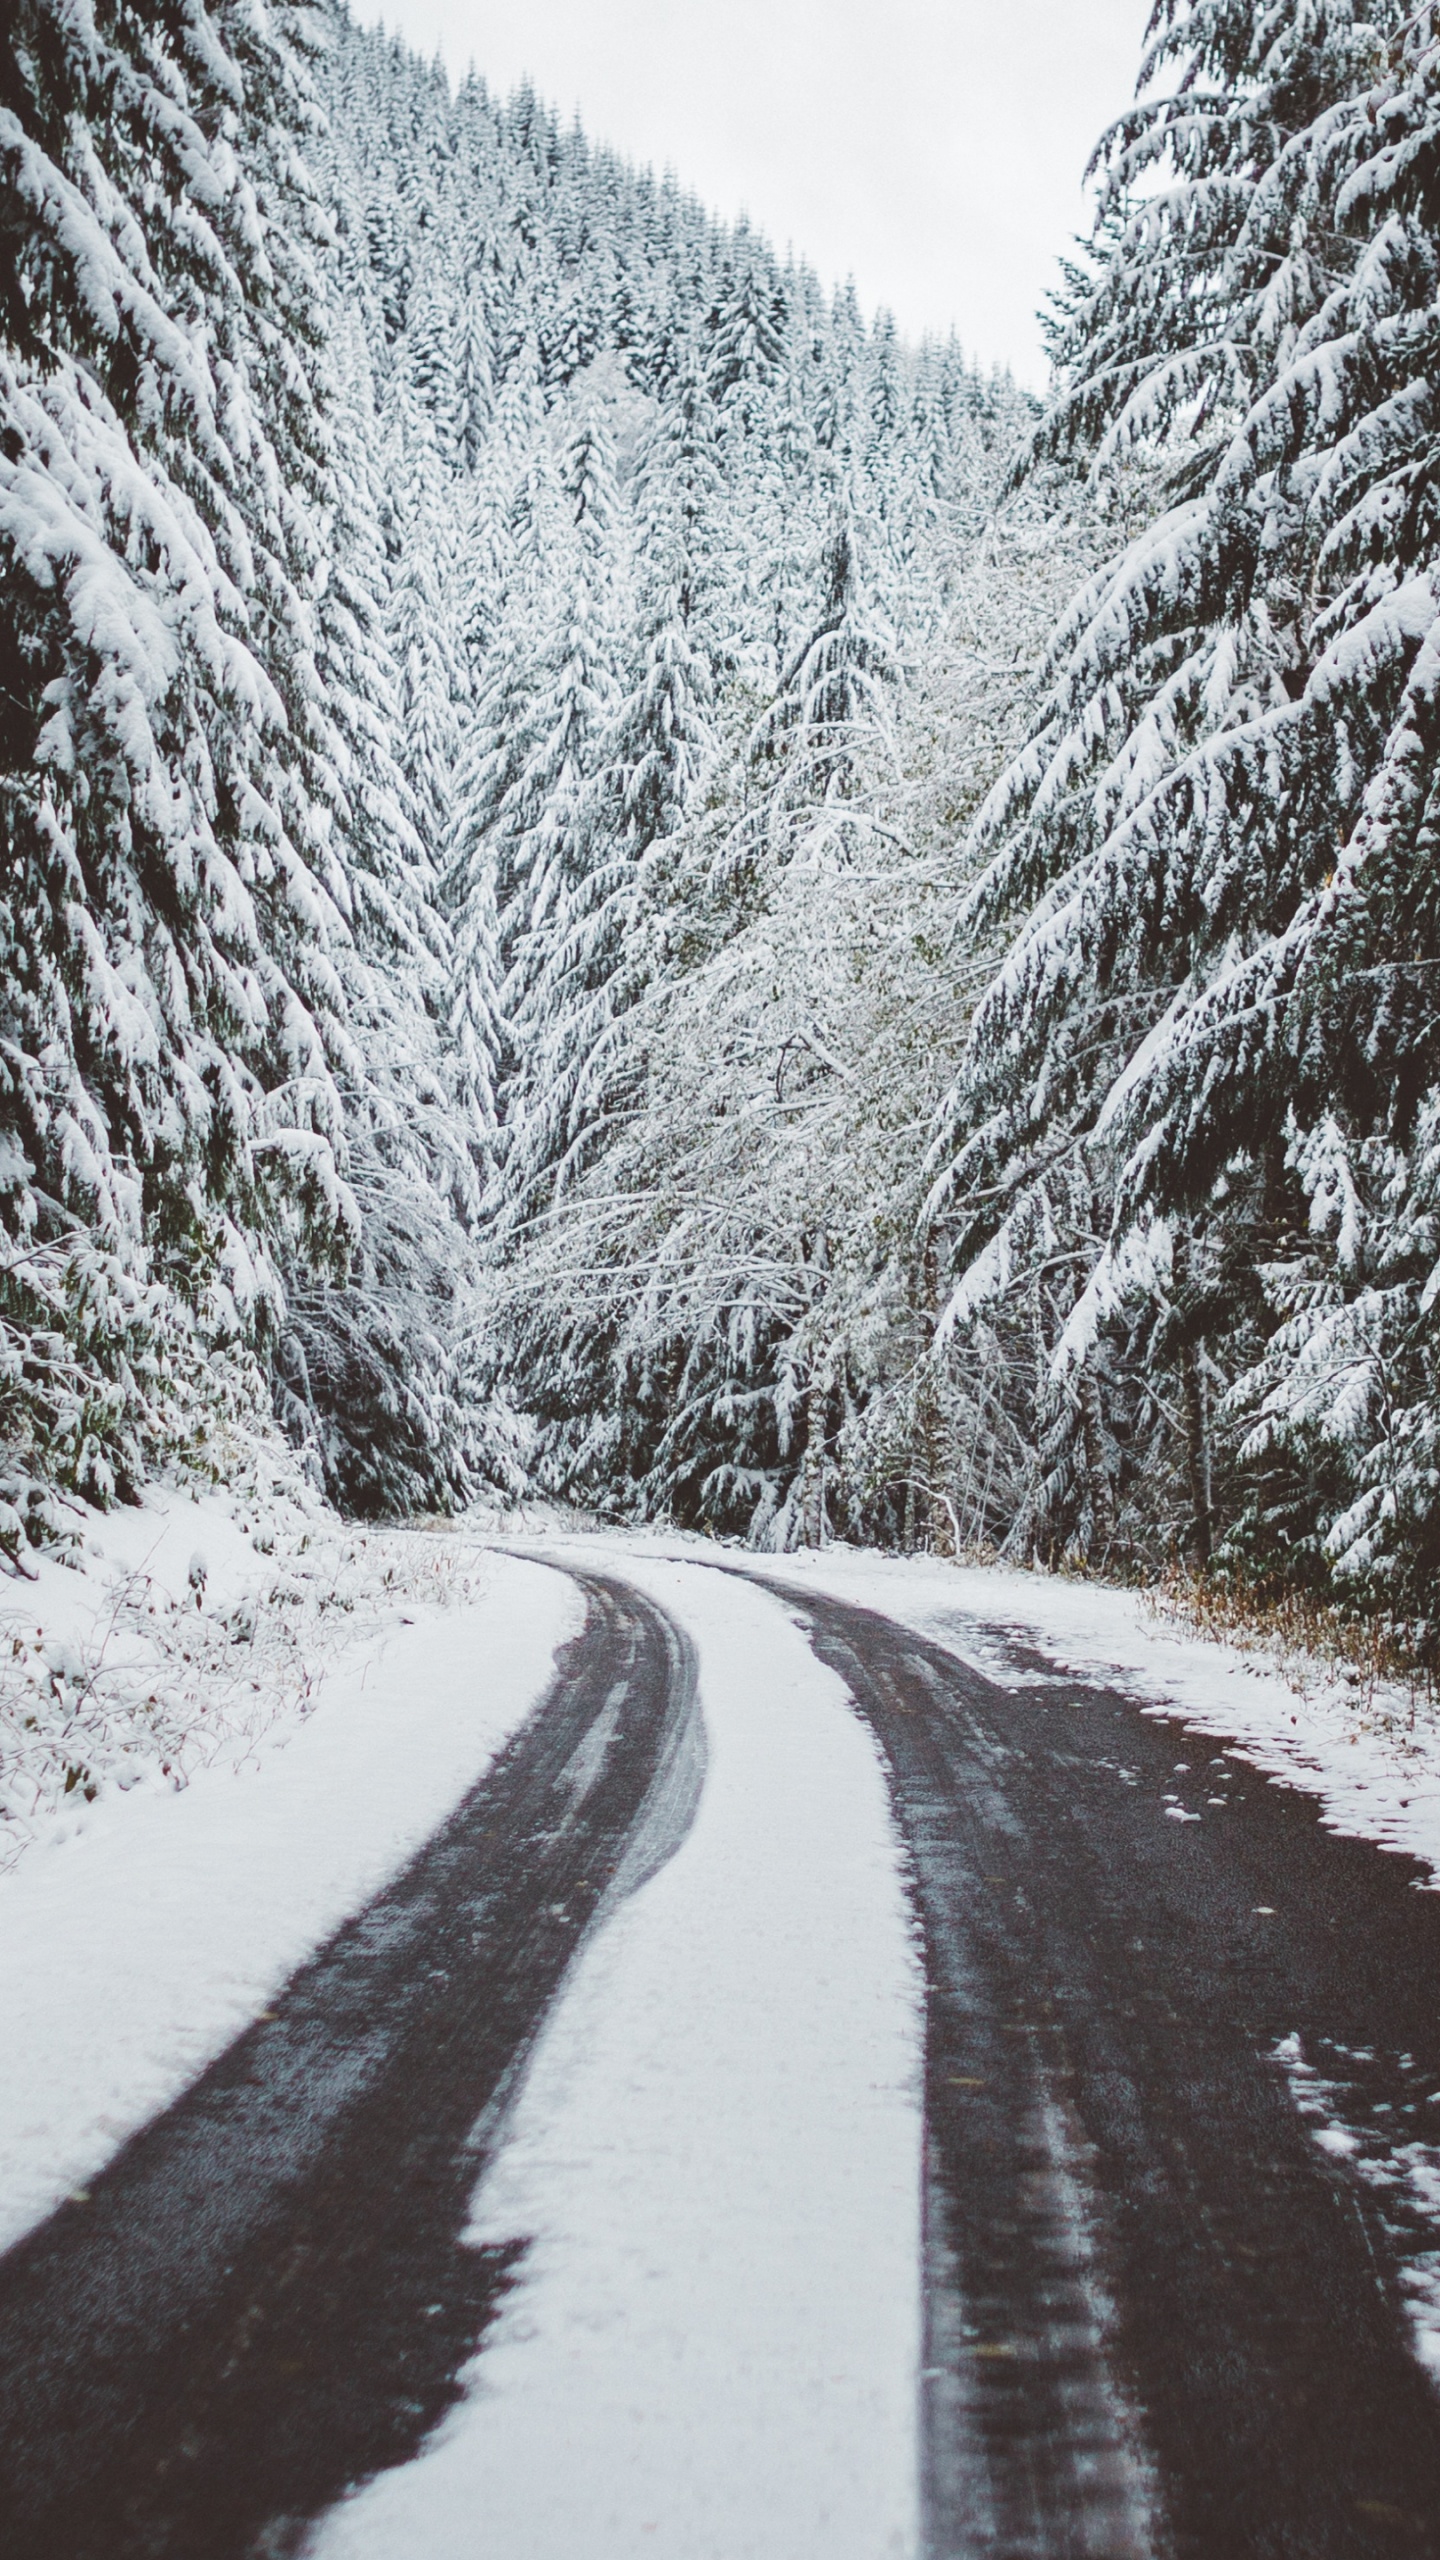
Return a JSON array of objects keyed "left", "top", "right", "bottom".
[
  {"left": 0, "top": 0, "right": 364, "bottom": 1520},
  {"left": 706, "top": 246, "right": 788, "bottom": 419},
  {"left": 491, "top": 402, "right": 634, "bottom": 1220},
  {"left": 381, "top": 368, "right": 466, "bottom": 861},
  {"left": 274, "top": 299, "right": 493, "bottom": 1517},
  {"left": 752, "top": 499, "right": 898, "bottom": 804},
  {"left": 455, "top": 279, "right": 495, "bottom": 472},
  {"left": 930, "top": 0, "right": 1440, "bottom": 1603},
  {"left": 476, "top": 438, "right": 724, "bottom": 1495},
  {"left": 628, "top": 346, "right": 726, "bottom": 647}
]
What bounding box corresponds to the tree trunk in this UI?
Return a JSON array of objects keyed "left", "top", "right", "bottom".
[
  {"left": 1078, "top": 1352, "right": 1115, "bottom": 1561},
  {"left": 917, "top": 1239, "right": 953, "bottom": 1555},
  {"left": 1173, "top": 1229, "right": 1213, "bottom": 1565},
  {"left": 802, "top": 1372, "right": 827, "bottom": 1548},
  {"left": 1181, "top": 1340, "right": 1213, "bottom": 1566}
]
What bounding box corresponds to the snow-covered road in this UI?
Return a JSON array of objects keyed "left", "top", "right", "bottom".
[
  {"left": 0, "top": 1544, "right": 926, "bottom": 2560},
  {"left": 0, "top": 1547, "right": 580, "bottom": 2252},
  {"left": 6, "top": 1532, "right": 1440, "bottom": 2560},
  {"left": 315, "top": 1556, "right": 922, "bottom": 2560}
]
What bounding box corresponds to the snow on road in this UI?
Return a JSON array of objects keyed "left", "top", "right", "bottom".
[
  {"left": 7, "top": 1513, "right": 1440, "bottom": 2550},
  {"left": 0, "top": 1544, "right": 578, "bottom": 2252},
  {"left": 314, "top": 1555, "right": 924, "bottom": 2560},
  {"left": 0, "top": 1531, "right": 925, "bottom": 2556}
]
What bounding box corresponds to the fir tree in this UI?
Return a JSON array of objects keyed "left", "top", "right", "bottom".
[{"left": 0, "top": 0, "right": 360, "bottom": 1509}]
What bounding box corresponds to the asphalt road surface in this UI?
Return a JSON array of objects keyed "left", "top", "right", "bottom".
[
  {"left": 0, "top": 1569, "right": 701, "bottom": 2560},
  {"left": 769, "top": 1573, "right": 1440, "bottom": 2560},
  {"left": 3, "top": 1557, "right": 1440, "bottom": 2560}
]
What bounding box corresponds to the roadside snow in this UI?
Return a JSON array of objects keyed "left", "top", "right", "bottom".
[
  {"left": 0, "top": 1540, "right": 578, "bottom": 2252},
  {"left": 1273, "top": 2032, "right": 1440, "bottom": 2383},
  {"left": 0, "top": 1474, "right": 503, "bottom": 1873},
  {"left": 314, "top": 1555, "right": 923, "bottom": 2560}
]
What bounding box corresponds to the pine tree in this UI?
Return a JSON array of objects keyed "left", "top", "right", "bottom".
[
  {"left": 753, "top": 501, "right": 898, "bottom": 800},
  {"left": 380, "top": 365, "right": 466, "bottom": 859},
  {"left": 455, "top": 279, "right": 495, "bottom": 471},
  {"left": 706, "top": 249, "right": 788, "bottom": 417},
  {"left": 0, "top": 0, "right": 365, "bottom": 1511},
  {"left": 279, "top": 305, "right": 488, "bottom": 1515},
  {"left": 489, "top": 405, "right": 631, "bottom": 1215},
  {"left": 935, "top": 0, "right": 1440, "bottom": 1603}
]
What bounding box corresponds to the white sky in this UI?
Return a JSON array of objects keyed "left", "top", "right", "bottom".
[{"left": 348, "top": 0, "right": 1153, "bottom": 385}]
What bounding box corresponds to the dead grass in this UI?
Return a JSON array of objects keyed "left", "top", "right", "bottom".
[{"left": 1149, "top": 1566, "right": 1436, "bottom": 1732}]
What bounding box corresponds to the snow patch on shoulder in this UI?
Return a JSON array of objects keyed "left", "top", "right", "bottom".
[
  {"left": 0, "top": 1479, "right": 510, "bottom": 1871},
  {"left": 1272, "top": 2030, "right": 1440, "bottom": 2386}
]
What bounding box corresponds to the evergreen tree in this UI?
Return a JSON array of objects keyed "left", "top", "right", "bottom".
[
  {"left": 281, "top": 310, "right": 486, "bottom": 1515},
  {"left": 0, "top": 0, "right": 1067, "bottom": 1543},
  {"left": 753, "top": 502, "right": 898, "bottom": 801},
  {"left": 706, "top": 250, "right": 788, "bottom": 416},
  {"left": 491, "top": 405, "right": 630, "bottom": 1214},
  {"left": 455, "top": 279, "right": 495, "bottom": 471},
  {"left": 0, "top": 0, "right": 360, "bottom": 1511},
  {"left": 935, "top": 0, "right": 1440, "bottom": 1602}
]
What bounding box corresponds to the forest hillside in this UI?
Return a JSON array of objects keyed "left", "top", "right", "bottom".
[{"left": 4, "top": 0, "right": 1440, "bottom": 1641}]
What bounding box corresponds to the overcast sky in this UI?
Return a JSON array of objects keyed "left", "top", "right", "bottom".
[{"left": 349, "top": 0, "right": 1152, "bottom": 384}]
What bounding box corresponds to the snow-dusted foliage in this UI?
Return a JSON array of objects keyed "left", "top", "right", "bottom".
[
  {"left": 302, "top": 12, "right": 1046, "bottom": 1541},
  {"left": 480, "top": 480, "right": 1092, "bottom": 1542},
  {"left": 25, "top": 0, "right": 1439, "bottom": 1606},
  {"left": 1, "top": 0, "right": 350, "bottom": 1487},
  {"left": 0, "top": 0, "right": 1046, "bottom": 1542},
  {"left": 927, "top": 0, "right": 1440, "bottom": 1622},
  {"left": 0, "top": 0, "right": 488, "bottom": 1523}
]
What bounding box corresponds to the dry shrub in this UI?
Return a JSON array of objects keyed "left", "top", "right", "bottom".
[
  {"left": 0, "top": 1521, "right": 491, "bottom": 1873},
  {"left": 1151, "top": 1566, "right": 1436, "bottom": 1732}
]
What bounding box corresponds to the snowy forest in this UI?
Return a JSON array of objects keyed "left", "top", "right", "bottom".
[{"left": 5, "top": 0, "right": 1440, "bottom": 1630}]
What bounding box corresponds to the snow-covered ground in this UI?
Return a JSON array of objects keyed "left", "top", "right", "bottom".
[{"left": 0, "top": 1471, "right": 523, "bottom": 1872}]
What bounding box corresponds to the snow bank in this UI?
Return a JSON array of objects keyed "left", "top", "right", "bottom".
[
  {"left": 0, "top": 1475, "right": 505, "bottom": 1871},
  {"left": 0, "top": 1536, "right": 579, "bottom": 2252}
]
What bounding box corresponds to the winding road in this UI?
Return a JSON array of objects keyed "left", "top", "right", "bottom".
[
  {"left": 2, "top": 1552, "right": 1440, "bottom": 2558},
  {"left": 780, "top": 1573, "right": 1440, "bottom": 2560},
  {"left": 0, "top": 1570, "right": 701, "bottom": 2560}
]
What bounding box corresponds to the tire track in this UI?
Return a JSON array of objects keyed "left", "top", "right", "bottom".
[
  {"left": 713, "top": 1565, "right": 1440, "bottom": 2559},
  {"left": 0, "top": 1567, "right": 702, "bottom": 2560}
]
